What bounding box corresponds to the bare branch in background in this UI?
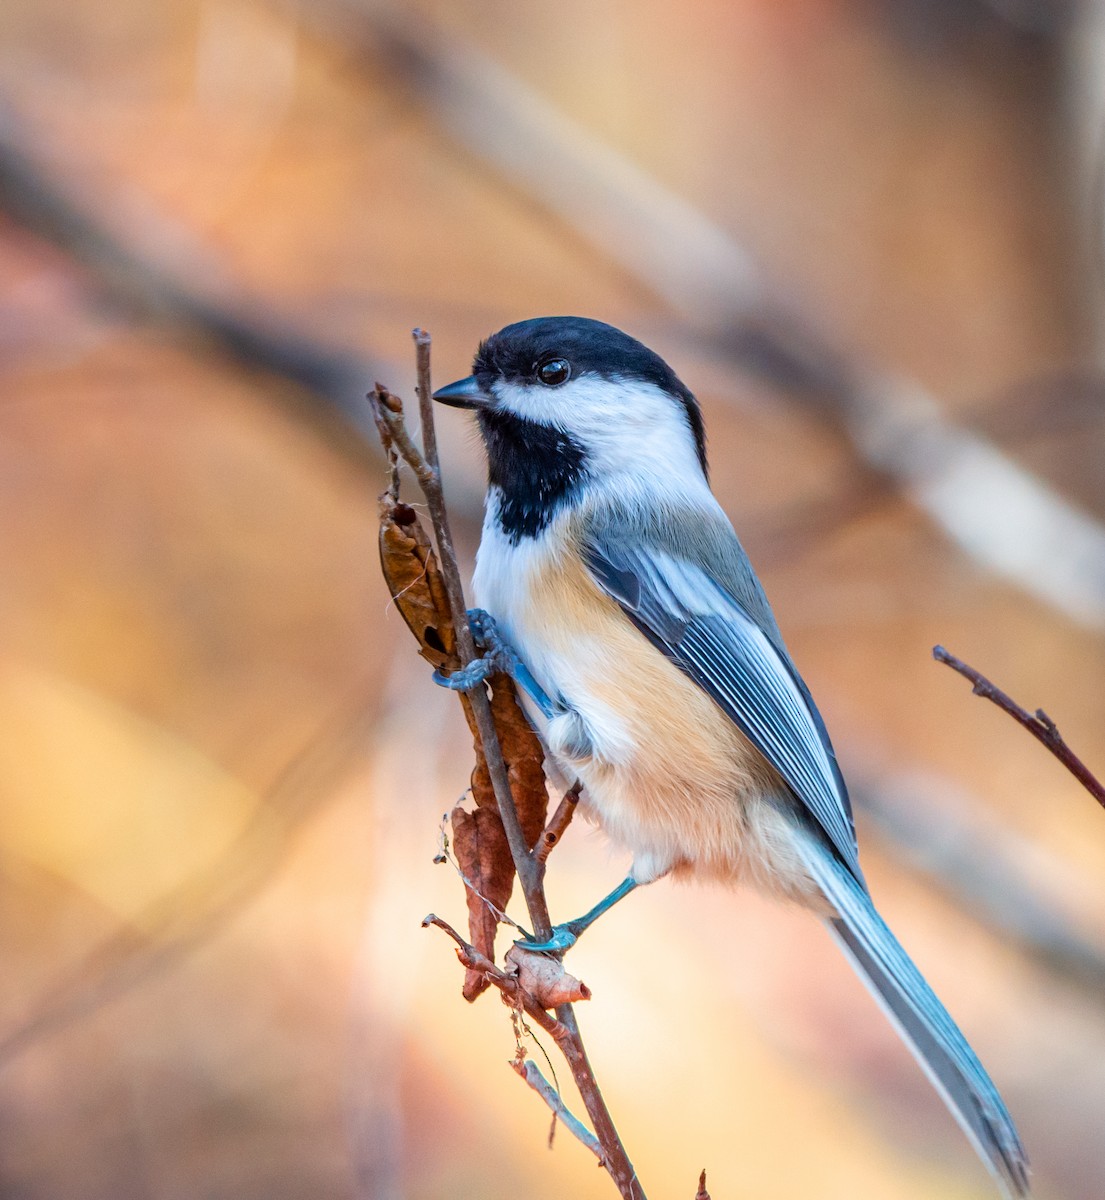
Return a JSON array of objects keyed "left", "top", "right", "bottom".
[
  {"left": 934, "top": 645, "right": 1105, "bottom": 807},
  {"left": 371, "top": 332, "right": 645, "bottom": 1200},
  {"left": 7, "top": 6, "right": 1105, "bottom": 629},
  {"left": 0, "top": 98, "right": 382, "bottom": 452},
  {"left": 857, "top": 772, "right": 1105, "bottom": 994},
  {"left": 325, "top": 0, "right": 1105, "bottom": 630}
]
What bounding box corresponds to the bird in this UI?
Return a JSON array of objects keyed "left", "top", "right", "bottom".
[{"left": 432, "top": 315, "right": 1029, "bottom": 1197}]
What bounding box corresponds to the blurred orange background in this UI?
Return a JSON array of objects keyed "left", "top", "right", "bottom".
[{"left": 1, "top": 1, "right": 1104, "bottom": 1198}]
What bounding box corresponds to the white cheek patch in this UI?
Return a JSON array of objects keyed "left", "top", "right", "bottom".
[
  {"left": 491, "top": 375, "right": 706, "bottom": 494},
  {"left": 491, "top": 377, "right": 579, "bottom": 427},
  {"left": 493, "top": 375, "right": 674, "bottom": 431}
]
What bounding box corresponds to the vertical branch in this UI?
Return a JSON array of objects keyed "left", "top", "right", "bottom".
[
  {"left": 556, "top": 1005, "right": 644, "bottom": 1199},
  {"left": 388, "top": 329, "right": 550, "bottom": 932}
]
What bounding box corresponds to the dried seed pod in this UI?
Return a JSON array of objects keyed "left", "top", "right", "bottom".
[{"left": 505, "top": 945, "right": 591, "bottom": 1008}]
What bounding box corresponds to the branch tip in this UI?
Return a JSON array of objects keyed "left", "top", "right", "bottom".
[
  {"left": 373, "top": 384, "right": 403, "bottom": 413},
  {"left": 933, "top": 645, "right": 1105, "bottom": 808},
  {"left": 536, "top": 782, "right": 582, "bottom": 866}
]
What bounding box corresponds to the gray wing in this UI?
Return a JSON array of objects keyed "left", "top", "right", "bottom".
[{"left": 582, "top": 518, "right": 863, "bottom": 883}]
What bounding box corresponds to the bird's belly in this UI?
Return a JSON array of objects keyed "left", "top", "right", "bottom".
[{"left": 475, "top": 541, "right": 820, "bottom": 905}]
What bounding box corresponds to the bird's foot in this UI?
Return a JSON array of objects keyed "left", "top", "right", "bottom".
[
  {"left": 432, "top": 609, "right": 559, "bottom": 718},
  {"left": 431, "top": 609, "right": 510, "bottom": 693},
  {"left": 513, "top": 922, "right": 582, "bottom": 954},
  {"left": 513, "top": 877, "right": 639, "bottom": 953}
]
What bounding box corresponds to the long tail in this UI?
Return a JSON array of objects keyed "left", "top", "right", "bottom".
[{"left": 799, "top": 840, "right": 1030, "bottom": 1198}]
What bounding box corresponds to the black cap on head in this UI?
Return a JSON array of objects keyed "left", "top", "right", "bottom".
[{"left": 472, "top": 316, "right": 707, "bottom": 475}]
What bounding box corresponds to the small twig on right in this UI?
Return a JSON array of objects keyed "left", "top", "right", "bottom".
[
  {"left": 536, "top": 781, "right": 582, "bottom": 867},
  {"left": 933, "top": 645, "right": 1105, "bottom": 809}
]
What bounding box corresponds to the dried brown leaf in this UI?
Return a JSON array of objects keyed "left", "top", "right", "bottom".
[
  {"left": 462, "top": 675, "right": 547, "bottom": 838},
  {"left": 377, "top": 494, "right": 457, "bottom": 671},
  {"left": 455, "top": 675, "right": 547, "bottom": 976},
  {"left": 488, "top": 675, "right": 548, "bottom": 849},
  {"left": 451, "top": 804, "right": 514, "bottom": 1001}
]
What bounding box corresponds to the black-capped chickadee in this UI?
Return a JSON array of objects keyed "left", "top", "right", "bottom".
[{"left": 433, "top": 316, "right": 1028, "bottom": 1197}]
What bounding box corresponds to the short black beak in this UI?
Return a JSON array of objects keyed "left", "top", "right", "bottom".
[{"left": 432, "top": 375, "right": 493, "bottom": 409}]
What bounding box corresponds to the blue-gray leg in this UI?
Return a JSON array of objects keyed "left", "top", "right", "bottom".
[
  {"left": 433, "top": 609, "right": 560, "bottom": 719},
  {"left": 514, "top": 876, "right": 639, "bottom": 952}
]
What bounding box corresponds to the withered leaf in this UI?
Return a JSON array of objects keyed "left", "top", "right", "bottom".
[
  {"left": 451, "top": 804, "right": 514, "bottom": 1001},
  {"left": 456, "top": 673, "right": 548, "bottom": 983},
  {"left": 462, "top": 674, "right": 547, "bottom": 848},
  {"left": 378, "top": 493, "right": 457, "bottom": 671}
]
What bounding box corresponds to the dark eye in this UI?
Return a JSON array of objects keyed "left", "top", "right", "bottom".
[{"left": 536, "top": 358, "right": 571, "bottom": 387}]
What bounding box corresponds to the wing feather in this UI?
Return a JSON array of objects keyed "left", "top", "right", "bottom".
[{"left": 583, "top": 532, "right": 862, "bottom": 882}]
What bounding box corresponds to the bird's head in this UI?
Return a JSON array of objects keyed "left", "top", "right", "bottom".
[{"left": 435, "top": 316, "right": 707, "bottom": 477}]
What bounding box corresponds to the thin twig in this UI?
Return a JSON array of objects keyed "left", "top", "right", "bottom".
[
  {"left": 413, "top": 328, "right": 439, "bottom": 475},
  {"left": 512, "top": 1057, "right": 605, "bottom": 1164},
  {"left": 536, "top": 781, "right": 582, "bottom": 868},
  {"left": 368, "top": 400, "right": 401, "bottom": 499},
  {"left": 437, "top": 833, "right": 531, "bottom": 936},
  {"left": 933, "top": 645, "right": 1105, "bottom": 808},
  {"left": 0, "top": 96, "right": 381, "bottom": 450},
  {"left": 371, "top": 385, "right": 436, "bottom": 488}
]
